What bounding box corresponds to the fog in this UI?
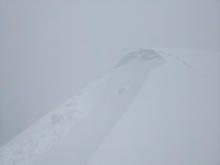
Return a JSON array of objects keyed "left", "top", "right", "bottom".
[{"left": 0, "top": 1, "right": 220, "bottom": 164}]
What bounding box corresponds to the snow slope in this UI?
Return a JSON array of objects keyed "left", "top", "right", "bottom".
[
  {"left": 0, "top": 49, "right": 165, "bottom": 165},
  {"left": 1, "top": 48, "right": 219, "bottom": 165},
  {"left": 88, "top": 49, "right": 220, "bottom": 165}
]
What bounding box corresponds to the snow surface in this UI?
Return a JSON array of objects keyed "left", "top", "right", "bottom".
[
  {"left": 0, "top": 48, "right": 219, "bottom": 165},
  {"left": 0, "top": 49, "right": 165, "bottom": 165}
]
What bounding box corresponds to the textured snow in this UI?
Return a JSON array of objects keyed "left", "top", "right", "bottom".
[
  {"left": 0, "top": 49, "right": 165, "bottom": 165},
  {"left": 114, "top": 49, "right": 161, "bottom": 68}
]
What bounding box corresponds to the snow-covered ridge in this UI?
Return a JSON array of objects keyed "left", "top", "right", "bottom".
[{"left": 0, "top": 49, "right": 165, "bottom": 165}]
